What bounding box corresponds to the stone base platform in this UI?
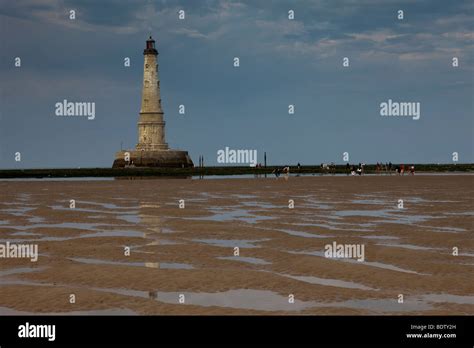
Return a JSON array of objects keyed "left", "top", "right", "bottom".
[{"left": 113, "top": 150, "right": 194, "bottom": 168}]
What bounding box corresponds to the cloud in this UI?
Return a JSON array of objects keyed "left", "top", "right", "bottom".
[
  {"left": 0, "top": 0, "right": 144, "bottom": 33},
  {"left": 1, "top": 0, "right": 472, "bottom": 68},
  {"left": 172, "top": 28, "right": 208, "bottom": 39},
  {"left": 255, "top": 19, "right": 307, "bottom": 37},
  {"left": 349, "top": 31, "right": 405, "bottom": 43},
  {"left": 434, "top": 14, "right": 473, "bottom": 27},
  {"left": 441, "top": 32, "right": 474, "bottom": 41}
]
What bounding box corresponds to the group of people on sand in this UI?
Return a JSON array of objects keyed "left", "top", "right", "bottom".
[
  {"left": 394, "top": 164, "right": 415, "bottom": 175},
  {"left": 346, "top": 163, "right": 365, "bottom": 176},
  {"left": 271, "top": 162, "right": 415, "bottom": 177},
  {"left": 344, "top": 162, "right": 415, "bottom": 175},
  {"left": 375, "top": 162, "right": 391, "bottom": 173},
  {"left": 272, "top": 166, "right": 290, "bottom": 177}
]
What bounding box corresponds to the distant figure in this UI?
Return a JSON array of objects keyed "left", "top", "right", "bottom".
[
  {"left": 401, "top": 164, "right": 405, "bottom": 175},
  {"left": 282, "top": 166, "right": 290, "bottom": 174},
  {"left": 297, "top": 162, "right": 301, "bottom": 170},
  {"left": 350, "top": 165, "right": 356, "bottom": 176},
  {"left": 272, "top": 168, "right": 281, "bottom": 178},
  {"left": 149, "top": 291, "right": 158, "bottom": 300},
  {"left": 410, "top": 165, "right": 415, "bottom": 175}
]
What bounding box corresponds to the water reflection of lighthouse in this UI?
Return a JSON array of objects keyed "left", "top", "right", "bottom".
[
  {"left": 139, "top": 201, "right": 164, "bottom": 270},
  {"left": 135, "top": 201, "right": 184, "bottom": 302}
]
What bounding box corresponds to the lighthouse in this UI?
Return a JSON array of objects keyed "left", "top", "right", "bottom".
[
  {"left": 113, "top": 36, "right": 193, "bottom": 168},
  {"left": 137, "top": 36, "right": 168, "bottom": 151}
]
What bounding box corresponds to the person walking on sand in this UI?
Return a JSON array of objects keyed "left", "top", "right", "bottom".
[
  {"left": 401, "top": 164, "right": 405, "bottom": 175},
  {"left": 410, "top": 165, "right": 415, "bottom": 175}
]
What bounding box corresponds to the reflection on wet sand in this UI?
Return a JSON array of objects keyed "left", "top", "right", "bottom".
[{"left": 0, "top": 176, "right": 472, "bottom": 314}]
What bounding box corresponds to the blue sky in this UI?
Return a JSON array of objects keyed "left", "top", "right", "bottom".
[{"left": 0, "top": 0, "right": 472, "bottom": 168}]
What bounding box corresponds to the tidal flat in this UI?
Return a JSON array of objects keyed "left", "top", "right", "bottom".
[{"left": 0, "top": 176, "right": 472, "bottom": 315}]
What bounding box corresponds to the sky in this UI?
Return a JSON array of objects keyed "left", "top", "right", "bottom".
[{"left": 0, "top": 0, "right": 473, "bottom": 168}]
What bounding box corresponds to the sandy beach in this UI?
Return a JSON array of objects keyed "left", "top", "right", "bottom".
[{"left": 0, "top": 175, "right": 473, "bottom": 315}]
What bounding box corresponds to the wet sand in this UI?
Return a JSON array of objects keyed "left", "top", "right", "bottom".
[{"left": 0, "top": 175, "right": 473, "bottom": 315}]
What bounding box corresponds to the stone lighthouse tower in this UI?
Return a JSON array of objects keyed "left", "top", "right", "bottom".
[
  {"left": 113, "top": 36, "right": 193, "bottom": 168},
  {"left": 136, "top": 36, "right": 168, "bottom": 151}
]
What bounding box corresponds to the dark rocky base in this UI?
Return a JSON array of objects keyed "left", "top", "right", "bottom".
[{"left": 113, "top": 150, "right": 194, "bottom": 168}]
